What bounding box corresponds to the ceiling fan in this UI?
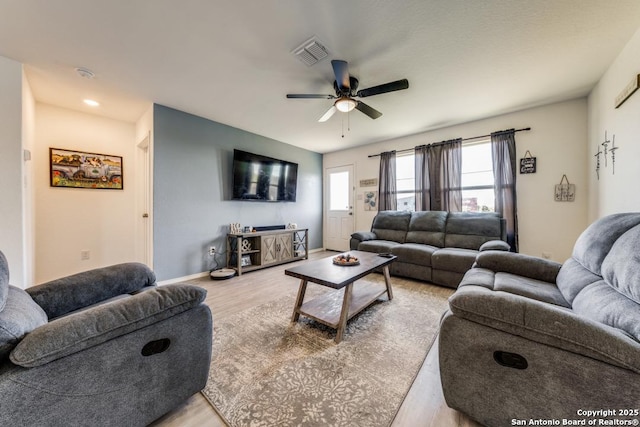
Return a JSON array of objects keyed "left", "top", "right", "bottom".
[{"left": 286, "top": 59, "right": 409, "bottom": 122}]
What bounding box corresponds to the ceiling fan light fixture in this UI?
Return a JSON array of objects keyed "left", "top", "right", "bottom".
[{"left": 335, "top": 97, "right": 357, "bottom": 113}]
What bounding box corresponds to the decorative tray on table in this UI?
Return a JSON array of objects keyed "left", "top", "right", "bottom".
[{"left": 333, "top": 253, "right": 360, "bottom": 266}]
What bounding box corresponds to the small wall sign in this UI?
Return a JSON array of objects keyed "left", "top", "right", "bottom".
[
  {"left": 359, "top": 178, "right": 378, "bottom": 187},
  {"left": 554, "top": 174, "right": 575, "bottom": 202},
  {"left": 519, "top": 150, "right": 536, "bottom": 174}
]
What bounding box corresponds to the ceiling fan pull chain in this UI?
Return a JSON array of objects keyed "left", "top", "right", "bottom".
[{"left": 341, "top": 116, "right": 345, "bottom": 138}]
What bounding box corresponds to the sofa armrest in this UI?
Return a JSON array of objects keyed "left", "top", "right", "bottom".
[
  {"left": 11, "top": 284, "right": 206, "bottom": 368},
  {"left": 351, "top": 231, "right": 377, "bottom": 242},
  {"left": 27, "top": 263, "right": 156, "bottom": 319},
  {"left": 473, "top": 251, "right": 562, "bottom": 283},
  {"left": 479, "top": 240, "right": 510, "bottom": 252},
  {"left": 350, "top": 231, "right": 378, "bottom": 250},
  {"left": 447, "top": 285, "right": 640, "bottom": 374}
]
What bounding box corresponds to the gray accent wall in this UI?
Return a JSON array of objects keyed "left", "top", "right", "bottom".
[{"left": 153, "top": 104, "right": 322, "bottom": 281}]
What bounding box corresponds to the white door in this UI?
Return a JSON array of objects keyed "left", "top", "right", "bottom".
[
  {"left": 325, "top": 165, "right": 354, "bottom": 251},
  {"left": 136, "top": 134, "right": 152, "bottom": 266}
]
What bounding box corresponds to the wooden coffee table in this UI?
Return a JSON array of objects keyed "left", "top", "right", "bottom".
[{"left": 285, "top": 250, "right": 396, "bottom": 343}]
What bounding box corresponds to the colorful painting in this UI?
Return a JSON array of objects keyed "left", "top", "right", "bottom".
[{"left": 50, "top": 148, "right": 123, "bottom": 190}]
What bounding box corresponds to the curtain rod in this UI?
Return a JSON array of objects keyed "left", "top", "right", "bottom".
[{"left": 367, "top": 127, "right": 531, "bottom": 158}]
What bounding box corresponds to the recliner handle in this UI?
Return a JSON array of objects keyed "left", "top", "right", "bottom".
[
  {"left": 141, "top": 338, "right": 171, "bottom": 356},
  {"left": 493, "top": 351, "right": 528, "bottom": 369}
]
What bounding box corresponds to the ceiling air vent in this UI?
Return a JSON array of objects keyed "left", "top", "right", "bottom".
[{"left": 292, "top": 37, "right": 329, "bottom": 66}]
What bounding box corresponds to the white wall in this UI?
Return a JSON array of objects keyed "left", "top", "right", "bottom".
[
  {"left": 0, "top": 56, "right": 26, "bottom": 287},
  {"left": 21, "top": 69, "right": 36, "bottom": 287},
  {"left": 34, "top": 103, "right": 137, "bottom": 283},
  {"left": 587, "top": 26, "right": 640, "bottom": 221},
  {"left": 324, "top": 99, "right": 588, "bottom": 262}
]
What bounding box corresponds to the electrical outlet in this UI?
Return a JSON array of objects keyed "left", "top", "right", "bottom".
[
  {"left": 80, "top": 250, "right": 90, "bottom": 260},
  {"left": 209, "top": 246, "right": 216, "bottom": 256}
]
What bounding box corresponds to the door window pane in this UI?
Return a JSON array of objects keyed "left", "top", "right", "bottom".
[{"left": 329, "top": 171, "right": 349, "bottom": 210}]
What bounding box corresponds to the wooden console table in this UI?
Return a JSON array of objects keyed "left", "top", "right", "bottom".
[{"left": 226, "top": 228, "right": 308, "bottom": 275}]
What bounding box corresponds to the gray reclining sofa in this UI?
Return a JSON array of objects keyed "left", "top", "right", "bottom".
[
  {"left": 350, "top": 210, "right": 509, "bottom": 288},
  {"left": 439, "top": 212, "right": 640, "bottom": 426},
  {"left": 0, "top": 250, "right": 213, "bottom": 426}
]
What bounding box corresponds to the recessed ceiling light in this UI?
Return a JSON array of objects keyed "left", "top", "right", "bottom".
[{"left": 83, "top": 99, "right": 100, "bottom": 107}]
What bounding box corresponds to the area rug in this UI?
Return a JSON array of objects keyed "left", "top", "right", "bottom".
[{"left": 202, "top": 275, "right": 452, "bottom": 427}]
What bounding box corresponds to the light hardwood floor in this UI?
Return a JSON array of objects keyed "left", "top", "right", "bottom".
[{"left": 150, "top": 251, "right": 481, "bottom": 427}]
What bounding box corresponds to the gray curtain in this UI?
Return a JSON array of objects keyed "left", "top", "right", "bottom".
[
  {"left": 415, "top": 139, "right": 462, "bottom": 211},
  {"left": 414, "top": 145, "right": 431, "bottom": 211},
  {"left": 378, "top": 151, "right": 397, "bottom": 211},
  {"left": 491, "top": 129, "right": 518, "bottom": 252}
]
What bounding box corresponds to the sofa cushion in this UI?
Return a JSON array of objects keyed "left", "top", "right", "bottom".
[
  {"left": 27, "top": 262, "right": 157, "bottom": 319},
  {"left": 444, "top": 212, "right": 503, "bottom": 250},
  {"left": 0, "top": 251, "right": 9, "bottom": 312},
  {"left": 405, "top": 211, "right": 447, "bottom": 247},
  {"left": 10, "top": 284, "right": 206, "bottom": 368},
  {"left": 391, "top": 243, "right": 439, "bottom": 267},
  {"left": 572, "top": 280, "right": 640, "bottom": 342},
  {"left": 572, "top": 213, "right": 640, "bottom": 276},
  {"left": 0, "top": 285, "right": 48, "bottom": 362},
  {"left": 474, "top": 251, "right": 562, "bottom": 284},
  {"left": 461, "top": 268, "right": 570, "bottom": 307},
  {"left": 448, "top": 285, "right": 640, "bottom": 373},
  {"left": 494, "top": 272, "right": 570, "bottom": 307},
  {"left": 601, "top": 224, "right": 640, "bottom": 304},
  {"left": 371, "top": 210, "right": 411, "bottom": 243},
  {"left": 357, "top": 240, "right": 400, "bottom": 254},
  {"left": 432, "top": 248, "right": 478, "bottom": 274},
  {"left": 556, "top": 258, "right": 603, "bottom": 304},
  {"left": 479, "top": 240, "right": 510, "bottom": 251}
]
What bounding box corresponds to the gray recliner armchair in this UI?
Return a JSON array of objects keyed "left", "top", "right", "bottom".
[
  {"left": 439, "top": 213, "right": 640, "bottom": 426},
  {"left": 0, "top": 250, "right": 212, "bottom": 426}
]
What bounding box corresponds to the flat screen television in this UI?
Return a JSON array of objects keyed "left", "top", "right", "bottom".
[{"left": 232, "top": 149, "right": 298, "bottom": 202}]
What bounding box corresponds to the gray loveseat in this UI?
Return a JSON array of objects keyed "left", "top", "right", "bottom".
[
  {"left": 439, "top": 213, "right": 640, "bottom": 426},
  {"left": 350, "top": 210, "right": 508, "bottom": 288},
  {"left": 0, "top": 251, "right": 213, "bottom": 426}
]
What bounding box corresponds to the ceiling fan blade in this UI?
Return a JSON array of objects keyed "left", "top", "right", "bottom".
[
  {"left": 286, "top": 94, "right": 334, "bottom": 99},
  {"left": 355, "top": 101, "right": 382, "bottom": 120},
  {"left": 356, "top": 79, "right": 409, "bottom": 98},
  {"left": 331, "top": 60, "right": 351, "bottom": 92},
  {"left": 318, "top": 106, "right": 337, "bottom": 122}
]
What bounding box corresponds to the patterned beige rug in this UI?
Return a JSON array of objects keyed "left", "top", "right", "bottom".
[{"left": 202, "top": 275, "right": 452, "bottom": 427}]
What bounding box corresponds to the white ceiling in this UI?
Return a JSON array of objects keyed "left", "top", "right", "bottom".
[{"left": 1, "top": 1, "right": 639, "bottom": 153}]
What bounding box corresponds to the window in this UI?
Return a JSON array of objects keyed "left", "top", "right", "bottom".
[
  {"left": 460, "top": 140, "right": 495, "bottom": 212},
  {"left": 395, "top": 153, "right": 415, "bottom": 211},
  {"left": 394, "top": 140, "right": 495, "bottom": 212}
]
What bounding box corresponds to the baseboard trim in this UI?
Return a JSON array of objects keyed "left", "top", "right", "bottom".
[
  {"left": 157, "top": 271, "right": 210, "bottom": 286},
  {"left": 158, "top": 248, "right": 325, "bottom": 285}
]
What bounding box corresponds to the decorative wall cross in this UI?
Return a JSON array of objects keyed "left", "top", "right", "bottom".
[
  {"left": 609, "top": 135, "right": 619, "bottom": 175},
  {"left": 596, "top": 130, "right": 621, "bottom": 178},
  {"left": 601, "top": 131, "right": 610, "bottom": 167},
  {"left": 594, "top": 145, "right": 603, "bottom": 180}
]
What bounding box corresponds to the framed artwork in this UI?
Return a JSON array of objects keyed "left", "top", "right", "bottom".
[
  {"left": 50, "top": 148, "right": 123, "bottom": 190},
  {"left": 364, "top": 191, "right": 378, "bottom": 211}
]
